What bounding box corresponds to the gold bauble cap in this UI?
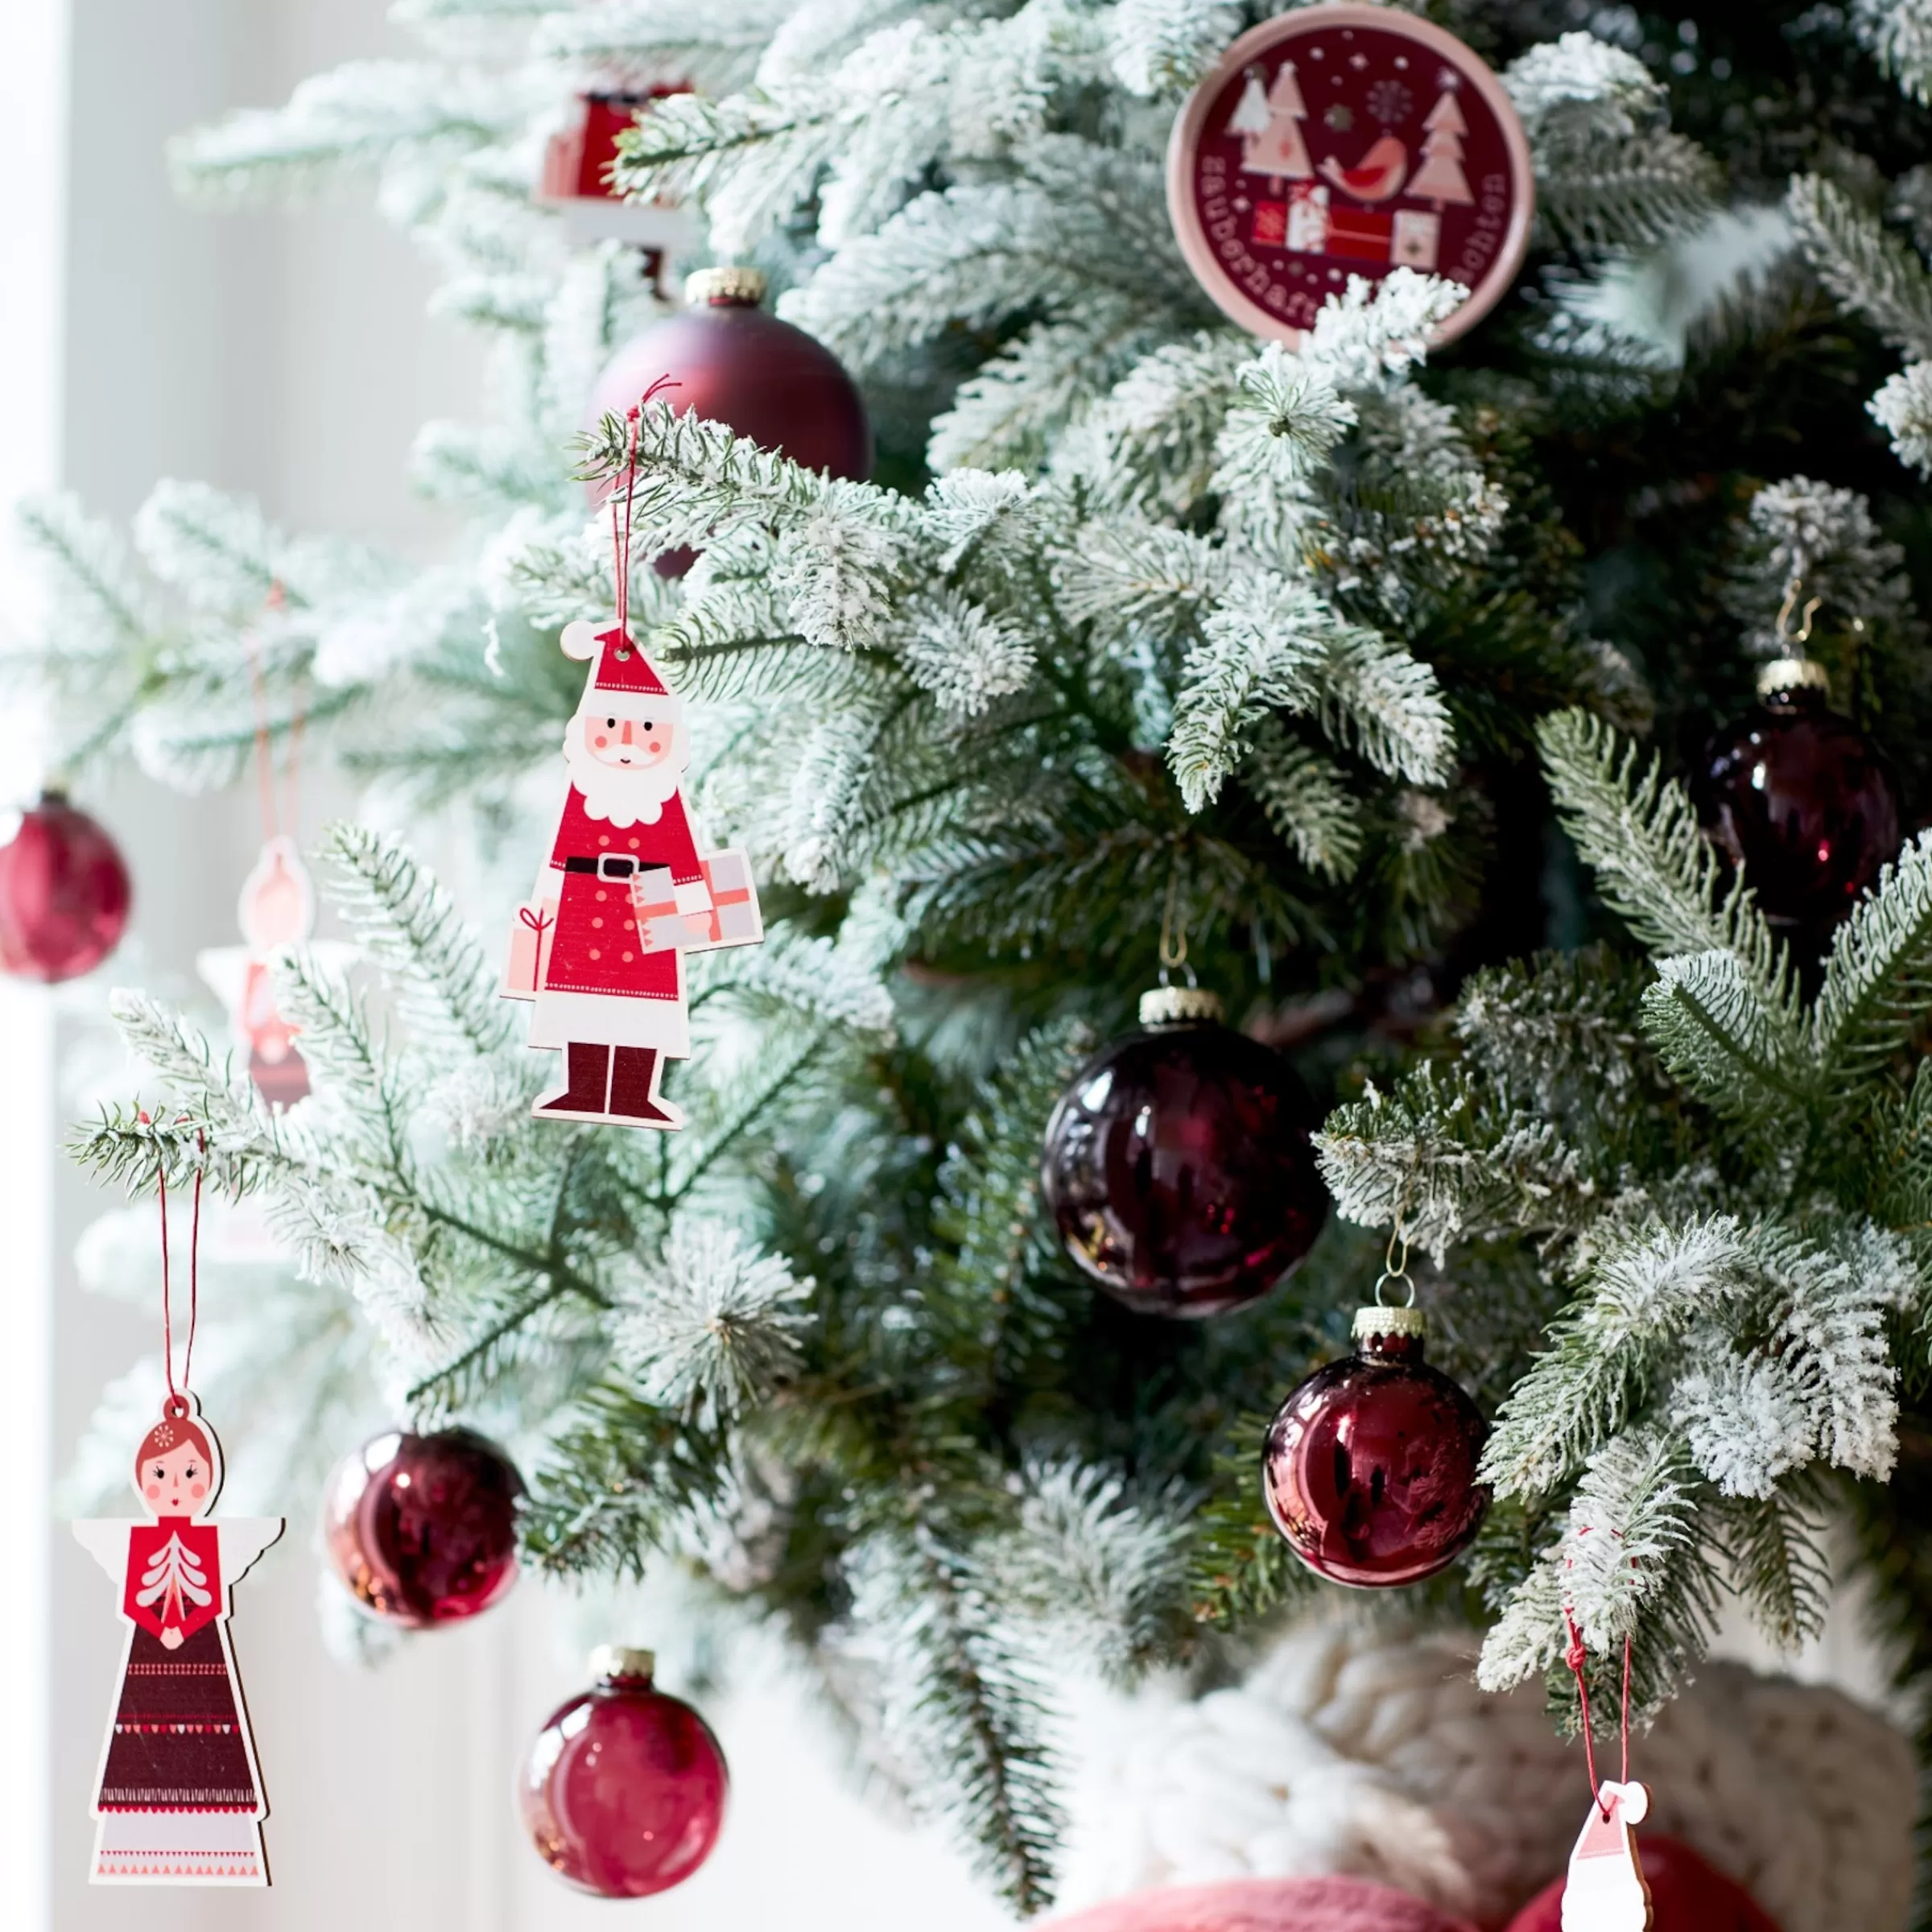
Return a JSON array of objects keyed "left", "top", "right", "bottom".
[
  {"left": 1138, "top": 985, "right": 1225, "bottom": 1026},
  {"left": 590, "top": 1645, "right": 656, "bottom": 1682},
  {"left": 685, "top": 265, "right": 767, "bottom": 308},
  {"left": 1352, "top": 1304, "right": 1426, "bottom": 1341},
  {"left": 1756, "top": 656, "right": 1830, "bottom": 697}
]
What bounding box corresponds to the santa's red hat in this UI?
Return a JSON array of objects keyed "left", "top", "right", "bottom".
[{"left": 560, "top": 619, "right": 671, "bottom": 705}]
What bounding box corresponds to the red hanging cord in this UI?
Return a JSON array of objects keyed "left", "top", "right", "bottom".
[
  {"left": 1562, "top": 1530, "right": 1635, "bottom": 1817},
  {"left": 144, "top": 1113, "right": 204, "bottom": 1418},
  {"left": 244, "top": 580, "right": 307, "bottom": 848},
  {"left": 610, "top": 374, "right": 680, "bottom": 633}
]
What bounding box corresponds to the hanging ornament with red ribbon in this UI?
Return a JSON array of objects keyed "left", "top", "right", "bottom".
[
  {"left": 0, "top": 789, "right": 132, "bottom": 982},
  {"left": 502, "top": 396, "right": 766, "bottom": 1129},
  {"left": 72, "top": 1125, "right": 285, "bottom": 1885}
]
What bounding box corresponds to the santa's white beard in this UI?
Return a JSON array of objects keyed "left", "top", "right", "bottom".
[
  {"left": 1562, "top": 1852, "right": 1649, "bottom": 1930},
  {"left": 563, "top": 713, "right": 687, "bottom": 825}
]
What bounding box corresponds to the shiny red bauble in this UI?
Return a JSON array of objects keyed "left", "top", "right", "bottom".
[
  {"left": 587, "top": 265, "right": 871, "bottom": 568},
  {"left": 1262, "top": 1311, "right": 1488, "bottom": 1586},
  {"left": 322, "top": 1426, "right": 523, "bottom": 1627},
  {"left": 1039, "top": 990, "right": 1327, "bottom": 1318},
  {"left": 520, "top": 1647, "right": 729, "bottom": 1898},
  {"left": 1506, "top": 1833, "right": 1782, "bottom": 1931},
  {"left": 0, "top": 791, "right": 131, "bottom": 982},
  {"left": 1691, "top": 668, "right": 1900, "bottom": 962}
]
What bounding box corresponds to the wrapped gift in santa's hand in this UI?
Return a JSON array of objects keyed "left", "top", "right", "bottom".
[{"left": 631, "top": 852, "right": 766, "bottom": 956}]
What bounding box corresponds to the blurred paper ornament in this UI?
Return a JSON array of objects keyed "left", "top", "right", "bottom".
[
  {"left": 585, "top": 266, "right": 872, "bottom": 564},
  {"left": 1166, "top": 5, "right": 1533, "bottom": 345},
  {"left": 197, "top": 836, "right": 318, "bottom": 1109},
  {"left": 1507, "top": 1832, "right": 1784, "bottom": 1932},
  {"left": 0, "top": 791, "right": 131, "bottom": 981},
  {"left": 321, "top": 1426, "right": 522, "bottom": 1628},
  {"left": 1040, "top": 984, "right": 1327, "bottom": 1318},
  {"left": 1692, "top": 648, "right": 1900, "bottom": 967},
  {"left": 1261, "top": 1278, "right": 1487, "bottom": 1584},
  {"left": 538, "top": 88, "right": 698, "bottom": 283},
  {"left": 519, "top": 1646, "right": 729, "bottom": 1898}
]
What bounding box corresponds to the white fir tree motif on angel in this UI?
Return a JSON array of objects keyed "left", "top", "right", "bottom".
[{"left": 74, "top": 1396, "right": 283, "bottom": 1885}]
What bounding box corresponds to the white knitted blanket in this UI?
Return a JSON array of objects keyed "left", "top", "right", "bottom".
[{"left": 1057, "top": 1620, "right": 1915, "bottom": 1931}]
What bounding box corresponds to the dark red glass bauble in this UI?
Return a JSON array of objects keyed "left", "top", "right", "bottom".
[
  {"left": 586, "top": 268, "right": 872, "bottom": 571},
  {"left": 1262, "top": 1317, "right": 1488, "bottom": 1586},
  {"left": 0, "top": 792, "right": 131, "bottom": 982},
  {"left": 520, "top": 1648, "right": 729, "bottom": 1898},
  {"left": 1691, "top": 682, "right": 1900, "bottom": 960},
  {"left": 322, "top": 1426, "right": 523, "bottom": 1627},
  {"left": 1040, "top": 1002, "right": 1327, "bottom": 1318},
  {"left": 1505, "top": 1832, "right": 1782, "bottom": 1932}
]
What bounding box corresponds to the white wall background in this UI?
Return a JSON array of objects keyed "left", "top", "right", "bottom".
[{"left": 18, "top": 5, "right": 1009, "bottom": 1930}]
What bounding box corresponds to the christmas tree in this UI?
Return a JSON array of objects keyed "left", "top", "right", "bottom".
[
  {"left": 1410, "top": 84, "right": 1474, "bottom": 205},
  {"left": 17, "top": 0, "right": 1932, "bottom": 1916}
]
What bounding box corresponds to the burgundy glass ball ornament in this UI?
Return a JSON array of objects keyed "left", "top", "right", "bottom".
[
  {"left": 1262, "top": 1303, "right": 1488, "bottom": 1587},
  {"left": 1691, "top": 658, "right": 1901, "bottom": 960},
  {"left": 322, "top": 1426, "right": 523, "bottom": 1627},
  {"left": 1040, "top": 986, "right": 1327, "bottom": 1318},
  {"left": 586, "top": 264, "right": 872, "bottom": 572},
  {"left": 520, "top": 1646, "right": 729, "bottom": 1898},
  {"left": 0, "top": 791, "right": 132, "bottom": 982}
]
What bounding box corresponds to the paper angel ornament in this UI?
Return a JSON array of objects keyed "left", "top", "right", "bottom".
[
  {"left": 1562, "top": 1780, "right": 1653, "bottom": 1931},
  {"left": 502, "top": 619, "right": 763, "bottom": 1129},
  {"left": 74, "top": 1397, "right": 283, "bottom": 1885}
]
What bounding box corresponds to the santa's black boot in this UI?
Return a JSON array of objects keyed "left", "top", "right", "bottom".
[
  {"left": 609, "top": 1047, "right": 683, "bottom": 1128},
  {"left": 535, "top": 1042, "right": 612, "bottom": 1121}
]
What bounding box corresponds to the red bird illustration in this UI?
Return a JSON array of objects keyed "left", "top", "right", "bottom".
[{"left": 1317, "top": 134, "right": 1408, "bottom": 203}]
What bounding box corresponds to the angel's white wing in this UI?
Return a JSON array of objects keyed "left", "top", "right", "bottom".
[
  {"left": 217, "top": 1517, "right": 286, "bottom": 1584},
  {"left": 72, "top": 1518, "right": 130, "bottom": 1583}
]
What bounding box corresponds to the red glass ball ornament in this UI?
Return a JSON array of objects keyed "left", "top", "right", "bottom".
[
  {"left": 587, "top": 264, "right": 872, "bottom": 572},
  {"left": 322, "top": 1426, "right": 523, "bottom": 1627},
  {"left": 0, "top": 791, "right": 131, "bottom": 982},
  {"left": 1691, "top": 670, "right": 1900, "bottom": 961},
  {"left": 1505, "top": 1832, "right": 1782, "bottom": 1932},
  {"left": 1262, "top": 1309, "right": 1488, "bottom": 1586},
  {"left": 1039, "top": 988, "right": 1327, "bottom": 1318},
  {"left": 520, "top": 1647, "right": 729, "bottom": 1898}
]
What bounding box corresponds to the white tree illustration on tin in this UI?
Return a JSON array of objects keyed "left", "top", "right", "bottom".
[
  {"left": 137, "top": 1532, "right": 213, "bottom": 1626},
  {"left": 1232, "top": 61, "right": 1312, "bottom": 186},
  {"left": 1409, "top": 81, "right": 1474, "bottom": 205}
]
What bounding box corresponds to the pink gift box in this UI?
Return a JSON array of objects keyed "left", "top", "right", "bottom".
[{"left": 630, "top": 850, "right": 765, "bottom": 955}]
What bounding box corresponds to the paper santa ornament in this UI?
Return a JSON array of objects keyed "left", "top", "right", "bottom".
[
  {"left": 503, "top": 620, "right": 763, "bottom": 1129},
  {"left": 1561, "top": 1781, "right": 1653, "bottom": 1932}
]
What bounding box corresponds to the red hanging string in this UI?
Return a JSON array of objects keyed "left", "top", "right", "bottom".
[
  {"left": 610, "top": 374, "right": 680, "bottom": 633},
  {"left": 143, "top": 1113, "right": 205, "bottom": 1418},
  {"left": 244, "top": 580, "right": 307, "bottom": 848},
  {"left": 1562, "top": 1531, "right": 1635, "bottom": 1817}
]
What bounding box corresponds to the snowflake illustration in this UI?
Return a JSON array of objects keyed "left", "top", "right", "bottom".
[{"left": 1367, "top": 79, "right": 1414, "bottom": 124}]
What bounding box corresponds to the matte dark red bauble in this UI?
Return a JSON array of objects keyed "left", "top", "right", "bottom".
[
  {"left": 0, "top": 791, "right": 131, "bottom": 982},
  {"left": 322, "top": 1426, "right": 522, "bottom": 1627},
  {"left": 1691, "top": 670, "right": 1900, "bottom": 961},
  {"left": 1039, "top": 988, "right": 1327, "bottom": 1318},
  {"left": 520, "top": 1647, "right": 729, "bottom": 1898},
  {"left": 586, "top": 265, "right": 872, "bottom": 572},
  {"left": 1505, "top": 1832, "right": 1782, "bottom": 1931},
  {"left": 1262, "top": 1309, "right": 1488, "bottom": 1586}
]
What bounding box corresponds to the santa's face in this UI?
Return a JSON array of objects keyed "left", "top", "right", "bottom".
[
  {"left": 142, "top": 1440, "right": 215, "bottom": 1518},
  {"left": 584, "top": 708, "right": 673, "bottom": 772},
  {"left": 1562, "top": 1851, "right": 1649, "bottom": 1931}
]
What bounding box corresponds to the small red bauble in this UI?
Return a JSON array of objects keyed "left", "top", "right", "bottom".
[
  {"left": 0, "top": 791, "right": 131, "bottom": 982},
  {"left": 1262, "top": 1305, "right": 1488, "bottom": 1585},
  {"left": 321, "top": 1426, "right": 522, "bottom": 1627},
  {"left": 520, "top": 1646, "right": 729, "bottom": 1898},
  {"left": 1039, "top": 987, "right": 1327, "bottom": 1318},
  {"left": 586, "top": 264, "right": 872, "bottom": 569},
  {"left": 1692, "top": 660, "right": 1901, "bottom": 964},
  {"left": 1505, "top": 1832, "right": 1782, "bottom": 1932}
]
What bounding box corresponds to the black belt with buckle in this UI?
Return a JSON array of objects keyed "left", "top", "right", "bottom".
[{"left": 564, "top": 855, "right": 637, "bottom": 877}]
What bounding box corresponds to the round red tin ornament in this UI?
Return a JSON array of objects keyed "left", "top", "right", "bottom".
[{"left": 1166, "top": 5, "right": 1534, "bottom": 346}]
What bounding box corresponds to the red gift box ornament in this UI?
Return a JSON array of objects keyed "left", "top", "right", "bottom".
[
  {"left": 538, "top": 89, "right": 699, "bottom": 281},
  {"left": 1167, "top": 3, "right": 1533, "bottom": 344}
]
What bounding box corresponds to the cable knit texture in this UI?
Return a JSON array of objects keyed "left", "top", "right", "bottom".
[
  {"left": 1057, "top": 1620, "right": 1914, "bottom": 1932},
  {"left": 1043, "top": 1875, "right": 1476, "bottom": 1932}
]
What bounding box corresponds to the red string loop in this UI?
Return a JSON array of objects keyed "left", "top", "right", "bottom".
[
  {"left": 1562, "top": 1530, "right": 1635, "bottom": 1817},
  {"left": 609, "top": 374, "right": 679, "bottom": 633}
]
